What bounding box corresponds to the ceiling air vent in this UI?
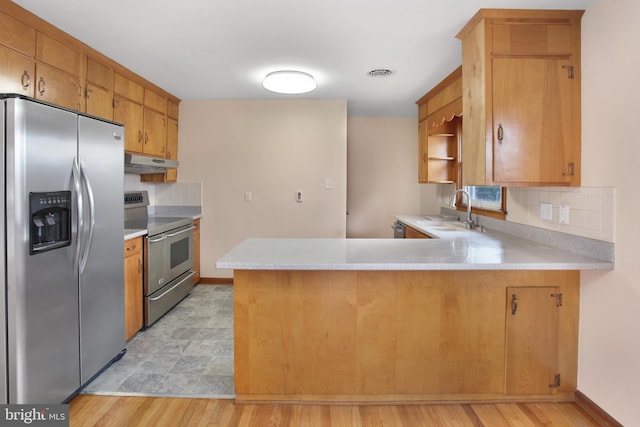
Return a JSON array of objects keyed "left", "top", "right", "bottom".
[{"left": 367, "top": 69, "right": 393, "bottom": 78}]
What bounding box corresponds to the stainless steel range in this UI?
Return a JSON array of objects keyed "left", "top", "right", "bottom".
[{"left": 124, "top": 191, "right": 195, "bottom": 326}]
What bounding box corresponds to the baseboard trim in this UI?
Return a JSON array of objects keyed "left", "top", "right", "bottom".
[
  {"left": 575, "top": 390, "right": 622, "bottom": 427},
  {"left": 198, "top": 277, "right": 234, "bottom": 285}
]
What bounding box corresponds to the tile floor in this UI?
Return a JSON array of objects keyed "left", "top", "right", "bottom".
[{"left": 81, "top": 284, "right": 235, "bottom": 398}]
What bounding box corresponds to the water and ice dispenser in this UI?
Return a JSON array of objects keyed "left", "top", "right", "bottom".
[{"left": 29, "top": 191, "right": 71, "bottom": 255}]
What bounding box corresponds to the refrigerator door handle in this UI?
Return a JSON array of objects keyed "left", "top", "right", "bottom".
[
  {"left": 72, "top": 157, "right": 83, "bottom": 272},
  {"left": 79, "top": 159, "right": 96, "bottom": 274}
]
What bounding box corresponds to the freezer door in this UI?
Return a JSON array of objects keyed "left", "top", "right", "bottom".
[
  {"left": 77, "top": 116, "right": 125, "bottom": 384},
  {"left": 5, "top": 97, "right": 80, "bottom": 403}
]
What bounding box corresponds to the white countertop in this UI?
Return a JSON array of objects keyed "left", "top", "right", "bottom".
[{"left": 216, "top": 218, "right": 614, "bottom": 271}]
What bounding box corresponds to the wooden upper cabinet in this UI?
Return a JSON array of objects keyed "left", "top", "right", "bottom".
[
  {"left": 416, "top": 66, "right": 462, "bottom": 184},
  {"left": 34, "top": 62, "right": 82, "bottom": 110},
  {"left": 114, "top": 72, "right": 144, "bottom": 103},
  {"left": 33, "top": 33, "right": 82, "bottom": 110},
  {"left": 0, "top": 11, "right": 36, "bottom": 96},
  {"left": 167, "top": 99, "right": 179, "bottom": 120},
  {"left": 36, "top": 32, "right": 82, "bottom": 77},
  {"left": 85, "top": 57, "right": 114, "bottom": 120},
  {"left": 114, "top": 94, "right": 144, "bottom": 152},
  {"left": 0, "top": 10, "right": 36, "bottom": 56},
  {"left": 142, "top": 107, "right": 166, "bottom": 157},
  {"left": 165, "top": 117, "right": 179, "bottom": 182},
  {"left": 0, "top": 45, "right": 35, "bottom": 96},
  {"left": 457, "top": 9, "right": 583, "bottom": 187}
]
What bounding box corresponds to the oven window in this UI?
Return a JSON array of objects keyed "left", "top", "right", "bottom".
[{"left": 170, "top": 237, "right": 190, "bottom": 268}]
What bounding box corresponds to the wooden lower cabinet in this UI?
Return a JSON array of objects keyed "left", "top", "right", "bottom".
[
  {"left": 124, "top": 237, "right": 143, "bottom": 341},
  {"left": 405, "top": 225, "right": 430, "bottom": 238},
  {"left": 233, "top": 269, "right": 579, "bottom": 403}
]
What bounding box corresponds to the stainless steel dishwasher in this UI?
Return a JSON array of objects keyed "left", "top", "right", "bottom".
[{"left": 392, "top": 221, "right": 406, "bottom": 238}]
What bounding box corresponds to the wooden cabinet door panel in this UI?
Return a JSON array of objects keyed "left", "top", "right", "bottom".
[
  {"left": 506, "top": 286, "right": 559, "bottom": 395},
  {"left": 165, "top": 117, "right": 178, "bottom": 182},
  {"left": 114, "top": 95, "right": 144, "bottom": 153},
  {"left": 35, "top": 62, "right": 82, "bottom": 111},
  {"left": 85, "top": 82, "right": 113, "bottom": 120},
  {"left": 143, "top": 107, "right": 166, "bottom": 156},
  {"left": 0, "top": 10, "right": 36, "bottom": 56},
  {"left": 492, "top": 58, "right": 575, "bottom": 185},
  {"left": 0, "top": 45, "right": 35, "bottom": 96},
  {"left": 124, "top": 238, "right": 143, "bottom": 341},
  {"left": 114, "top": 72, "right": 144, "bottom": 103},
  {"left": 405, "top": 225, "right": 429, "bottom": 238},
  {"left": 86, "top": 57, "right": 113, "bottom": 90},
  {"left": 36, "top": 32, "right": 82, "bottom": 77}
]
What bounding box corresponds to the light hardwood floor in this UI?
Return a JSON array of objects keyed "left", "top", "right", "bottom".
[{"left": 69, "top": 395, "right": 603, "bottom": 426}]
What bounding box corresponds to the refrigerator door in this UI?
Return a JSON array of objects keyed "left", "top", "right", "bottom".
[
  {"left": 77, "top": 116, "right": 125, "bottom": 384},
  {"left": 5, "top": 97, "right": 80, "bottom": 403},
  {"left": 1, "top": 100, "right": 6, "bottom": 404}
]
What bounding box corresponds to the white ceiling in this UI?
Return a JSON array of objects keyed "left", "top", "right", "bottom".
[{"left": 12, "top": 0, "right": 596, "bottom": 116}]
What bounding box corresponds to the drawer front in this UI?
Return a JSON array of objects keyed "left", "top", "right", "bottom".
[{"left": 124, "top": 237, "right": 142, "bottom": 258}]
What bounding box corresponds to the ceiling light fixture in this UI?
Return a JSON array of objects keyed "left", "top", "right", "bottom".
[{"left": 262, "top": 70, "right": 317, "bottom": 94}]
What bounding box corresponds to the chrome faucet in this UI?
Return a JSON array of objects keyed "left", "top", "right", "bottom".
[{"left": 449, "top": 189, "right": 475, "bottom": 229}]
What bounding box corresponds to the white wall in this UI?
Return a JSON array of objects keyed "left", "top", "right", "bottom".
[
  {"left": 346, "top": 117, "right": 425, "bottom": 238},
  {"left": 177, "top": 99, "right": 347, "bottom": 278},
  {"left": 578, "top": 0, "right": 640, "bottom": 424}
]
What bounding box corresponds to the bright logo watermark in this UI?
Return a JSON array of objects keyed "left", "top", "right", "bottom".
[{"left": 1, "top": 405, "right": 68, "bottom": 426}]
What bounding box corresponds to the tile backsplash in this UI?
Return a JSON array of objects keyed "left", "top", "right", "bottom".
[
  {"left": 438, "top": 184, "right": 615, "bottom": 243},
  {"left": 124, "top": 174, "right": 202, "bottom": 206},
  {"left": 506, "top": 187, "right": 614, "bottom": 242}
]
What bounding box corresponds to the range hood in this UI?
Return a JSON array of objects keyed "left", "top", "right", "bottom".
[{"left": 124, "top": 153, "right": 179, "bottom": 174}]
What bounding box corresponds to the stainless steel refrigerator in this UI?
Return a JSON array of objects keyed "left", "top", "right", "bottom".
[{"left": 1, "top": 95, "right": 126, "bottom": 404}]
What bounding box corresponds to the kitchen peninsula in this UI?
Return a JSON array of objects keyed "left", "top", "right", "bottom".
[{"left": 217, "top": 226, "right": 612, "bottom": 404}]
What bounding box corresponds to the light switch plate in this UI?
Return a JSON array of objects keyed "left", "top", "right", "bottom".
[
  {"left": 559, "top": 204, "right": 570, "bottom": 224},
  {"left": 540, "top": 203, "right": 553, "bottom": 221}
]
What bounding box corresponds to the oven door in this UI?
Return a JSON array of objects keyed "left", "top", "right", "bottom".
[{"left": 145, "top": 223, "right": 195, "bottom": 295}]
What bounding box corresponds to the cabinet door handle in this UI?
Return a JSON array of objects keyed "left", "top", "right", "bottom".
[
  {"left": 37, "top": 77, "right": 46, "bottom": 95},
  {"left": 497, "top": 124, "right": 504, "bottom": 144},
  {"left": 511, "top": 293, "right": 518, "bottom": 315},
  {"left": 126, "top": 244, "right": 137, "bottom": 251},
  {"left": 562, "top": 162, "right": 575, "bottom": 177},
  {"left": 144, "top": 133, "right": 148, "bottom": 144},
  {"left": 21, "top": 70, "right": 31, "bottom": 89},
  {"left": 138, "top": 130, "right": 143, "bottom": 143}
]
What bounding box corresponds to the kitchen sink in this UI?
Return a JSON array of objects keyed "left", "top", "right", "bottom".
[
  {"left": 427, "top": 225, "right": 466, "bottom": 232},
  {"left": 424, "top": 214, "right": 459, "bottom": 221}
]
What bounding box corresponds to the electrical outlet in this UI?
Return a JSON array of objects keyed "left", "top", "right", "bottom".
[
  {"left": 559, "top": 205, "right": 570, "bottom": 224},
  {"left": 296, "top": 191, "right": 303, "bottom": 203},
  {"left": 540, "top": 203, "right": 552, "bottom": 221}
]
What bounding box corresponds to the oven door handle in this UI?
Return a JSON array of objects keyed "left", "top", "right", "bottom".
[
  {"left": 148, "top": 270, "right": 195, "bottom": 301},
  {"left": 165, "top": 225, "right": 196, "bottom": 238},
  {"left": 147, "top": 235, "right": 167, "bottom": 243}
]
